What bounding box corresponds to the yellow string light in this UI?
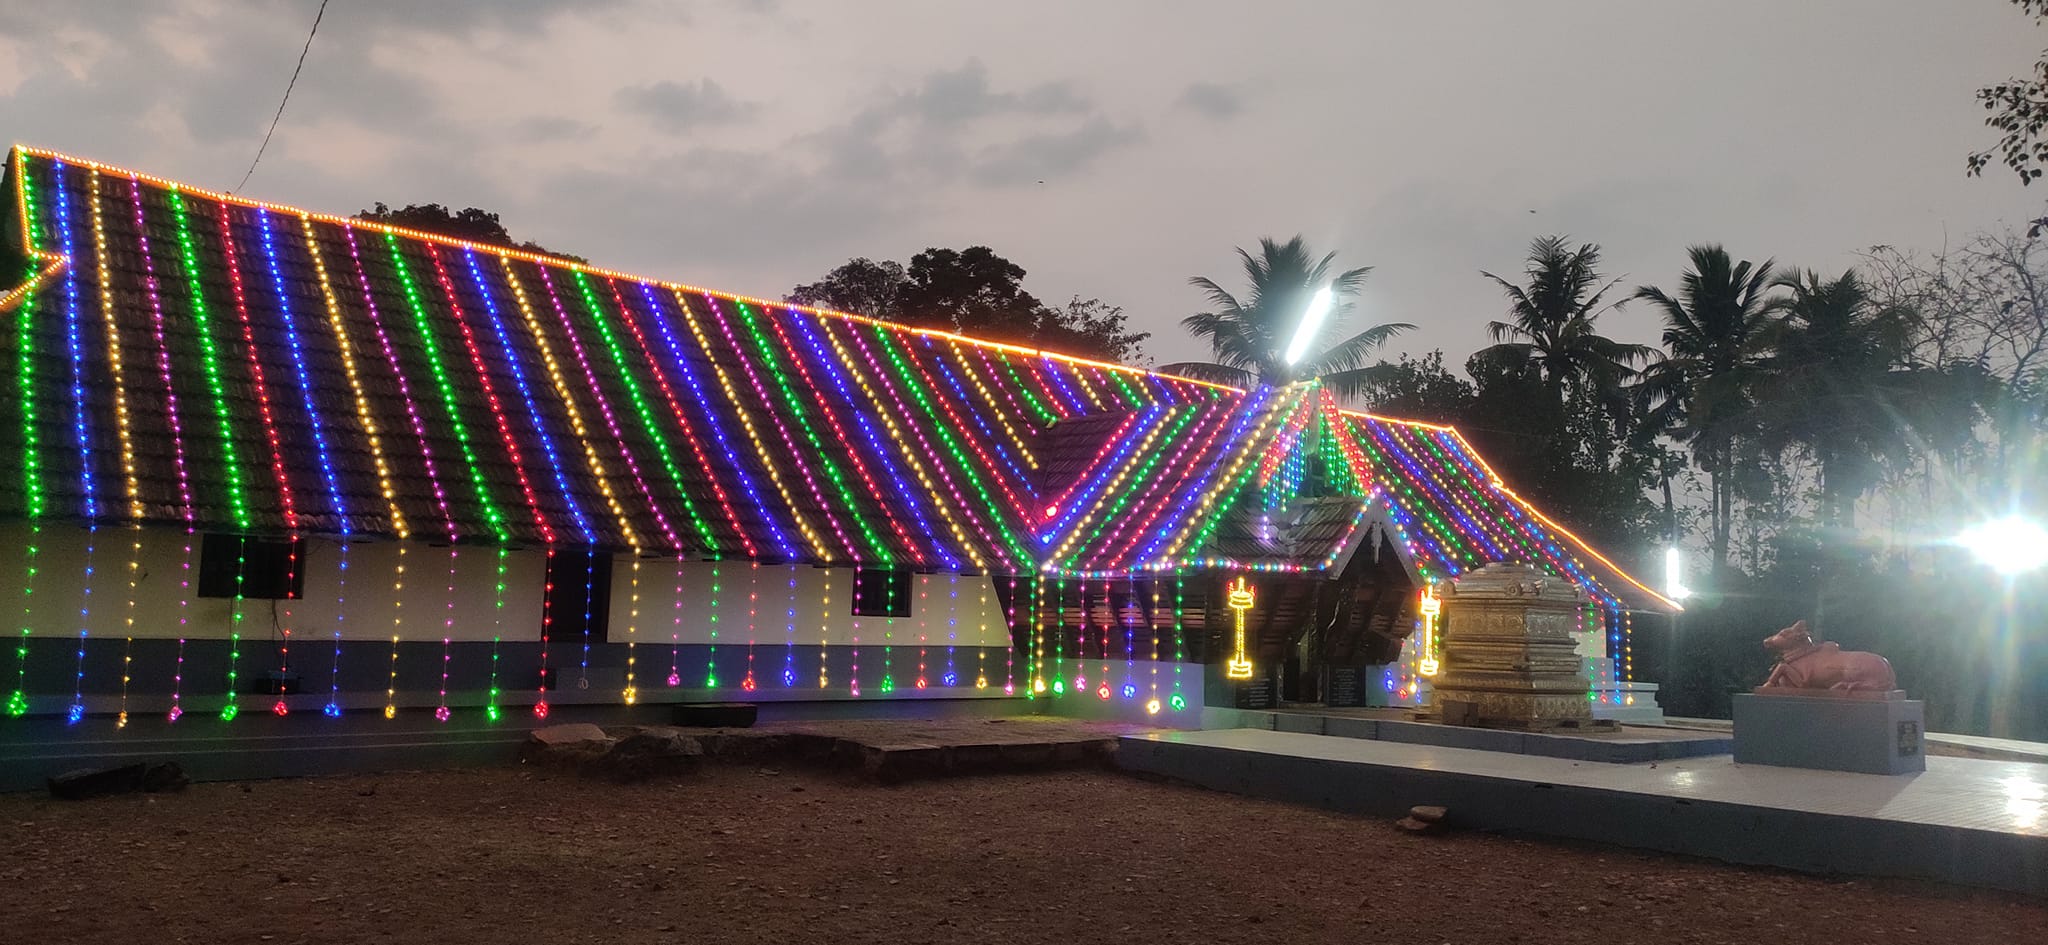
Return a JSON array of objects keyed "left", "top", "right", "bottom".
[
  {"left": 300, "top": 214, "right": 407, "bottom": 537},
  {"left": 1224, "top": 575, "right": 1256, "bottom": 680},
  {"left": 1417, "top": 584, "right": 1442, "bottom": 677},
  {"left": 498, "top": 260, "right": 643, "bottom": 548},
  {"left": 669, "top": 289, "right": 833, "bottom": 562},
  {"left": 624, "top": 553, "right": 640, "bottom": 705},
  {"left": 385, "top": 544, "right": 404, "bottom": 719}
]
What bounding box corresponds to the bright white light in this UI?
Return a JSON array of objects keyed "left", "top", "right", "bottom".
[
  {"left": 1282, "top": 286, "right": 1336, "bottom": 367},
  {"left": 1663, "top": 546, "right": 1692, "bottom": 600},
  {"left": 1957, "top": 516, "right": 2048, "bottom": 576}
]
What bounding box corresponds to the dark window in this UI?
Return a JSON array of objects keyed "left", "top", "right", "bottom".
[
  {"left": 197, "top": 534, "right": 306, "bottom": 600},
  {"left": 546, "top": 549, "right": 614, "bottom": 645},
  {"left": 851, "top": 568, "right": 911, "bottom": 618}
]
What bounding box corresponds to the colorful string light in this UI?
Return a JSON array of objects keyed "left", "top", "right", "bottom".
[{"left": 0, "top": 146, "right": 1677, "bottom": 725}]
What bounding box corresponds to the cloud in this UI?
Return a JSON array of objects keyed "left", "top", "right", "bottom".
[
  {"left": 1178, "top": 81, "right": 1243, "bottom": 120},
  {"left": 800, "top": 60, "right": 1142, "bottom": 191},
  {"left": 512, "top": 115, "right": 600, "bottom": 141},
  {"left": 531, "top": 146, "right": 910, "bottom": 274},
  {"left": 615, "top": 78, "right": 757, "bottom": 132},
  {"left": 970, "top": 116, "right": 1145, "bottom": 186},
  {"left": 886, "top": 59, "right": 1090, "bottom": 126}
]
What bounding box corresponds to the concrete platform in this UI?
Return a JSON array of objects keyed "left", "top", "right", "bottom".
[
  {"left": 1206, "top": 706, "right": 1732, "bottom": 763},
  {"left": 1118, "top": 727, "right": 2048, "bottom": 896}
]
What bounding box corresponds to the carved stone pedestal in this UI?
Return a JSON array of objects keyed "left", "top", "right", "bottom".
[{"left": 1422, "top": 562, "right": 1614, "bottom": 732}]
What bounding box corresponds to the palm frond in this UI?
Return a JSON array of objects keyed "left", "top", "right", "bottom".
[{"left": 1154, "top": 361, "right": 1257, "bottom": 388}]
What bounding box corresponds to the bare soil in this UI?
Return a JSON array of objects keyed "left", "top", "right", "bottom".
[{"left": 2, "top": 764, "right": 2041, "bottom": 945}]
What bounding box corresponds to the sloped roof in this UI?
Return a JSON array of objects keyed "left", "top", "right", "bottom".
[{"left": 0, "top": 146, "right": 1676, "bottom": 612}]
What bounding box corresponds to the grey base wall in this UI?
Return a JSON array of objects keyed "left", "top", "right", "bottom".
[
  {"left": 0, "top": 695, "right": 1029, "bottom": 793},
  {"left": 1732, "top": 692, "right": 1927, "bottom": 774},
  {"left": 3, "top": 638, "right": 1017, "bottom": 719}
]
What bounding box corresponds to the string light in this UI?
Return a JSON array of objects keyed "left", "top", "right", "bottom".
[
  {"left": 625, "top": 554, "right": 641, "bottom": 705},
  {"left": 742, "top": 561, "right": 759, "bottom": 692},
  {"left": 577, "top": 551, "right": 594, "bottom": 691},
  {"left": 533, "top": 266, "right": 678, "bottom": 551},
  {"left": 165, "top": 185, "right": 252, "bottom": 529},
  {"left": 498, "top": 261, "right": 641, "bottom": 549},
  {"left": 817, "top": 566, "right": 831, "bottom": 689},
  {"left": 53, "top": 159, "right": 97, "bottom": 726},
  {"left": 5, "top": 155, "right": 43, "bottom": 719},
  {"left": 487, "top": 536, "right": 506, "bottom": 723},
  {"left": 439, "top": 546, "right": 458, "bottom": 721},
  {"left": 385, "top": 545, "right": 404, "bottom": 720},
  {"left": 705, "top": 560, "right": 720, "bottom": 689},
  {"left": 116, "top": 171, "right": 201, "bottom": 723},
  {"left": 4, "top": 145, "right": 1676, "bottom": 731},
  {"left": 668, "top": 556, "right": 683, "bottom": 687},
  {"left": 1146, "top": 576, "right": 1161, "bottom": 715},
  {"left": 535, "top": 546, "right": 555, "bottom": 718},
  {"left": 782, "top": 565, "right": 798, "bottom": 687},
  {"left": 86, "top": 170, "right": 144, "bottom": 728},
  {"left": 1417, "top": 585, "right": 1442, "bottom": 677}
]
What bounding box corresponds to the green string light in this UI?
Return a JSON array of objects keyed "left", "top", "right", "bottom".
[
  {"left": 165, "top": 187, "right": 251, "bottom": 528},
  {"left": 7, "top": 158, "right": 43, "bottom": 716},
  {"left": 864, "top": 329, "right": 1034, "bottom": 564},
  {"left": 487, "top": 546, "right": 506, "bottom": 722},
  {"left": 729, "top": 301, "right": 893, "bottom": 564},
  {"left": 567, "top": 272, "right": 719, "bottom": 553},
  {"left": 380, "top": 233, "right": 507, "bottom": 540}
]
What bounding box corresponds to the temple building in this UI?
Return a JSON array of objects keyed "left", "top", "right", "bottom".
[{"left": 0, "top": 147, "right": 1678, "bottom": 735}]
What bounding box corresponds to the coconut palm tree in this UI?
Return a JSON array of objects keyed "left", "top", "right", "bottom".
[
  {"left": 1754, "top": 269, "right": 1919, "bottom": 527},
  {"left": 1161, "top": 236, "right": 1413, "bottom": 398},
  {"left": 1476, "top": 236, "right": 1655, "bottom": 424},
  {"left": 1633, "top": 245, "right": 1779, "bottom": 573}
]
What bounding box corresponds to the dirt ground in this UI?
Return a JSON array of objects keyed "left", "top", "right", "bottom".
[{"left": 2, "top": 763, "right": 2042, "bottom": 945}]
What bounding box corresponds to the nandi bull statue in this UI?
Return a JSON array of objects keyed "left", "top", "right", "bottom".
[{"left": 1757, "top": 620, "right": 1897, "bottom": 693}]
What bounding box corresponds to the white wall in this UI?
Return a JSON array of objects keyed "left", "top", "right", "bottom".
[
  {"left": 0, "top": 523, "right": 1011, "bottom": 648},
  {"left": 602, "top": 559, "right": 1010, "bottom": 651}
]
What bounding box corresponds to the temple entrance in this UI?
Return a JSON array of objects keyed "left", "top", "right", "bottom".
[{"left": 1267, "top": 527, "right": 1420, "bottom": 706}]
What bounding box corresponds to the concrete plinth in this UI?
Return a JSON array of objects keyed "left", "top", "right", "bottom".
[{"left": 1732, "top": 691, "right": 1925, "bottom": 775}]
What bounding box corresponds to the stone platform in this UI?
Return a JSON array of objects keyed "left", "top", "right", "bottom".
[
  {"left": 1205, "top": 706, "right": 1731, "bottom": 763},
  {"left": 1734, "top": 691, "right": 1926, "bottom": 775},
  {"left": 1118, "top": 727, "right": 2048, "bottom": 895}
]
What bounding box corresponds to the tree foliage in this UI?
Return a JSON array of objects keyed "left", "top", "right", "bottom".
[
  {"left": 786, "top": 248, "right": 1151, "bottom": 364},
  {"left": 1969, "top": 0, "right": 2048, "bottom": 184},
  {"left": 353, "top": 202, "right": 586, "bottom": 263},
  {"left": 1162, "top": 236, "right": 1413, "bottom": 398}
]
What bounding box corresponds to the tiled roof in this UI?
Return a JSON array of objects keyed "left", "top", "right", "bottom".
[{"left": 0, "top": 146, "right": 1676, "bottom": 613}]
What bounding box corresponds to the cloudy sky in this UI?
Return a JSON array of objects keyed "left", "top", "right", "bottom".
[{"left": 1, "top": 0, "right": 2040, "bottom": 367}]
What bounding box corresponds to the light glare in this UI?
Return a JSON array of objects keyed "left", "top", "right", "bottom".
[
  {"left": 1283, "top": 286, "right": 1335, "bottom": 367},
  {"left": 1958, "top": 516, "right": 2048, "bottom": 576}
]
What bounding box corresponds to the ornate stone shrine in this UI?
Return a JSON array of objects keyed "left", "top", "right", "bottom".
[{"left": 1425, "top": 562, "right": 1612, "bottom": 731}]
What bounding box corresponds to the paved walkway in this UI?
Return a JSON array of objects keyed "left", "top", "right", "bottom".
[{"left": 1118, "top": 727, "right": 2048, "bottom": 894}]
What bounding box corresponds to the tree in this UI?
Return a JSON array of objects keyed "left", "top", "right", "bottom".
[
  {"left": 900, "top": 246, "right": 1044, "bottom": 338},
  {"left": 1968, "top": 0, "right": 2048, "bottom": 185},
  {"left": 353, "top": 202, "right": 585, "bottom": 263},
  {"left": 784, "top": 248, "right": 1151, "bottom": 363},
  {"left": 1163, "top": 236, "right": 1413, "bottom": 397},
  {"left": 1752, "top": 269, "right": 1917, "bottom": 527},
  {"left": 786, "top": 257, "right": 908, "bottom": 321},
  {"left": 1361, "top": 351, "right": 1475, "bottom": 425},
  {"left": 1634, "top": 245, "right": 1780, "bottom": 574},
  {"left": 1034, "top": 296, "right": 1152, "bottom": 366},
  {"left": 1477, "top": 235, "right": 1653, "bottom": 430}
]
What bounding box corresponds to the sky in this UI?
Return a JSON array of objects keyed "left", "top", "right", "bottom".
[{"left": 1, "top": 0, "right": 2042, "bottom": 369}]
